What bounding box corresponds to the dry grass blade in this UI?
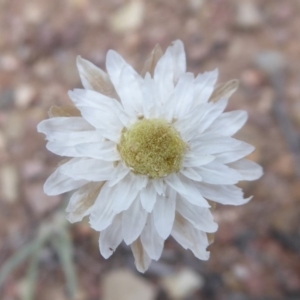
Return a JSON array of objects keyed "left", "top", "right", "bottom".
[
  {"left": 0, "top": 233, "right": 49, "bottom": 292},
  {"left": 52, "top": 228, "right": 78, "bottom": 300},
  {"left": 23, "top": 246, "right": 43, "bottom": 300}
]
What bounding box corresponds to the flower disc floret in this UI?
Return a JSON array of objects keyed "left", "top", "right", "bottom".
[{"left": 118, "top": 119, "right": 187, "bottom": 178}]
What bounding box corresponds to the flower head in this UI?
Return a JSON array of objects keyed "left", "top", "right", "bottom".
[{"left": 38, "top": 40, "right": 263, "bottom": 272}]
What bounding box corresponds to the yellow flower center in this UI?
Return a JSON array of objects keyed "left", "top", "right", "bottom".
[{"left": 118, "top": 119, "right": 186, "bottom": 178}]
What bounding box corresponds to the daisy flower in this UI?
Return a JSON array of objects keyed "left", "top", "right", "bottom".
[{"left": 38, "top": 40, "right": 263, "bottom": 272}]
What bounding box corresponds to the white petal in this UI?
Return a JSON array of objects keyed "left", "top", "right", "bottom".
[
  {"left": 68, "top": 89, "right": 128, "bottom": 129},
  {"left": 140, "top": 182, "right": 157, "bottom": 213},
  {"left": 228, "top": 159, "right": 263, "bottom": 181},
  {"left": 197, "top": 183, "right": 252, "bottom": 206},
  {"left": 76, "top": 56, "right": 116, "bottom": 97},
  {"left": 74, "top": 105, "right": 123, "bottom": 133},
  {"left": 182, "top": 154, "right": 215, "bottom": 168},
  {"left": 59, "top": 158, "right": 113, "bottom": 181},
  {"left": 197, "top": 98, "right": 228, "bottom": 134},
  {"left": 193, "top": 69, "right": 218, "bottom": 105},
  {"left": 46, "top": 142, "right": 81, "bottom": 157},
  {"left": 112, "top": 173, "right": 147, "bottom": 214},
  {"left": 180, "top": 167, "right": 203, "bottom": 181},
  {"left": 108, "top": 162, "right": 131, "bottom": 187},
  {"left": 153, "top": 187, "right": 176, "bottom": 239},
  {"left": 39, "top": 117, "right": 102, "bottom": 157},
  {"left": 44, "top": 131, "right": 101, "bottom": 147},
  {"left": 152, "top": 178, "right": 165, "bottom": 195},
  {"left": 205, "top": 110, "right": 248, "bottom": 136},
  {"left": 174, "top": 102, "right": 211, "bottom": 130},
  {"left": 90, "top": 182, "right": 119, "bottom": 230},
  {"left": 190, "top": 134, "right": 240, "bottom": 151},
  {"left": 214, "top": 142, "right": 255, "bottom": 163},
  {"left": 176, "top": 197, "right": 218, "bottom": 232},
  {"left": 140, "top": 214, "right": 164, "bottom": 260},
  {"left": 141, "top": 73, "right": 156, "bottom": 118},
  {"left": 173, "top": 102, "right": 212, "bottom": 141},
  {"left": 116, "top": 65, "right": 143, "bottom": 117},
  {"left": 37, "top": 117, "right": 93, "bottom": 134},
  {"left": 154, "top": 49, "right": 174, "bottom": 105},
  {"left": 75, "top": 141, "right": 120, "bottom": 161},
  {"left": 69, "top": 88, "right": 122, "bottom": 111},
  {"left": 195, "top": 160, "right": 242, "bottom": 185},
  {"left": 171, "top": 73, "right": 194, "bottom": 119},
  {"left": 95, "top": 128, "right": 122, "bottom": 144},
  {"left": 191, "top": 134, "right": 255, "bottom": 163},
  {"left": 167, "top": 40, "right": 186, "bottom": 83},
  {"left": 106, "top": 50, "right": 138, "bottom": 97},
  {"left": 165, "top": 173, "right": 209, "bottom": 207},
  {"left": 131, "top": 238, "right": 152, "bottom": 273},
  {"left": 44, "top": 167, "right": 87, "bottom": 196},
  {"left": 122, "top": 198, "right": 148, "bottom": 245},
  {"left": 66, "top": 182, "right": 103, "bottom": 223},
  {"left": 99, "top": 214, "right": 123, "bottom": 259},
  {"left": 172, "top": 214, "right": 210, "bottom": 260}
]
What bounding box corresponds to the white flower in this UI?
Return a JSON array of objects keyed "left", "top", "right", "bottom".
[{"left": 38, "top": 40, "right": 263, "bottom": 272}]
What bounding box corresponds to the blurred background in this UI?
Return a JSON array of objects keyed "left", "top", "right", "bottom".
[{"left": 1, "top": 0, "right": 300, "bottom": 299}]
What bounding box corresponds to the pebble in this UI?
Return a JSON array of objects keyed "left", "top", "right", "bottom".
[
  {"left": 0, "top": 54, "right": 20, "bottom": 72},
  {"left": 255, "top": 51, "right": 286, "bottom": 76},
  {"left": 109, "top": 0, "right": 145, "bottom": 34},
  {"left": 33, "top": 59, "right": 55, "bottom": 80},
  {"left": 161, "top": 268, "right": 204, "bottom": 299},
  {"left": 15, "top": 84, "right": 36, "bottom": 109},
  {"left": 86, "top": 9, "right": 103, "bottom": 25},
  {"left": 23, "top": 3, "right": 44, "bottom": 24},
  {"left": 241, "top": 68, "right": 264, "bottom": 89},
  {"left": 232, "top": 264, "right": 250, "bottom": 280},
  {"left": 188, "top": 0, "right": 204, "bottom": 11},
  {"left": 0, "top": 164, "right": 19, "bottom": 203},
  {"left": 235, "top": 1, "right": 263, "bottom": 30},
  {"left": 102, "top": 269, "right": 156, "bottom": 300}
]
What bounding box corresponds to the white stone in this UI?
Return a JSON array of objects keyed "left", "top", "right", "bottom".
[
  {"left": 102, "top": 269, "right": 156, "bottom": 300},
  {"left": 109, "top": 0, "right": 145, "bottom": 33},
  {"left": 161, "top": 268, "right": 204, "bottom": 299}
]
